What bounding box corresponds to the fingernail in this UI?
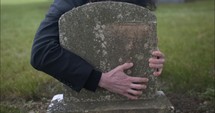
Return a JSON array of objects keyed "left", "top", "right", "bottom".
[
  {"left": 146, "top": 78, "right": 149, "bottom": 82},
  {"left": 149, "top": 63, "right": 152, "bottom": 67},
  {"left": 152, "top": 51, "right": 158, "bottom": 55},
  {"left": 142, "top": 85, "right": 147, "bottom": 89},
  {"left": 130, "top": 62, "right": 134, "bottom": 66}
]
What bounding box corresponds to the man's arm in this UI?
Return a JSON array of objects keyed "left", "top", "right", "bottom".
[
  {"left": 98, "top": 51, "right": 165, "bottom": 100},
  {"left": 31, "top": 0, "right": 101, "bottom": 92}
]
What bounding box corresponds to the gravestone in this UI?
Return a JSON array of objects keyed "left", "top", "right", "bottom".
[{"left": 47, "top": 1, "right": 174, "bottom": 113}]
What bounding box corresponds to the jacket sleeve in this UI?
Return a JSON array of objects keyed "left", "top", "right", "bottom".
[{"left": 30, "top": 0, "right": 101, "bottom": 92}]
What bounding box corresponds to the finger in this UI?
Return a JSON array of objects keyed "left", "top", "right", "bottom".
[
  {"left": 130, "top": 84, "right": 147, "bottom": 90},
  {"left": 153, "top": 68, "right": 163, "bottom": 76},
  {"left": 127, "top": 89, "right": 143, "bottom": 96},
  {"left": 152, "top": 51, "right": 165, "bottom": 58},
  {"left": 149, "top": 58, "right": 165, "bottom": 64},
  {"left": 129, "top": 77, "right": 149, "bottom": 83},
  {"left": 123, "top": 93, "right": 138, "bottom": 100},
  {"left": 119, "top": 62, "right": 134, "bottom": 70},
  {"left": 111, "top": 63, "right": 132, "bottom": 73},
  {"left": 149, "top": 63, "right": 163, "bottom": 68}
]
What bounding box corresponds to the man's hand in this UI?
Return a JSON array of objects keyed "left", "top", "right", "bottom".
[
  {"left": 99, "top": 63, "right": 148, "bottom": 100},
  {"left": 98, "top": 51, "right": 165, "bottom": 99},
  {"left": 149, "top": 51, "right": 165, "bottom": 76}
]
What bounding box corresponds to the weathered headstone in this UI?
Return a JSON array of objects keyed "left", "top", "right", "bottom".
[{"left": 47, "top": 1, "right": 174, "bottom": 113}]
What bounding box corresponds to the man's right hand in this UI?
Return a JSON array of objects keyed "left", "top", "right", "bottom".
[{"left": 98, "top": 63, "right": 148, "bottom": 100}]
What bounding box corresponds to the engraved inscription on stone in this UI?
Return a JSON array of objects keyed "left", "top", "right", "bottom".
[{"left": 107, "top": 23, "right": 152, "bottom": 39}]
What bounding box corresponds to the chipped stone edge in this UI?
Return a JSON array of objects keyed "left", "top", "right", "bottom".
[{"left": 47, "top": 94, "right": 64, "bottom": 113}]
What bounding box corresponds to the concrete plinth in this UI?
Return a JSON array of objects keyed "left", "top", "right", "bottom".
[{"left": 47, "top": 91, "right": 174, "bottom": 113}]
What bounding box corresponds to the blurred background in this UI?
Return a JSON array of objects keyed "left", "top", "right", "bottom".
[{"left": 0, "top": 0, "right": 214, "bottom": 112}]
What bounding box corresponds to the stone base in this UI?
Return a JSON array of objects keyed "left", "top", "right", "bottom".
[{"left": 47, "top": 91, "right": 174, "bottom": 113}]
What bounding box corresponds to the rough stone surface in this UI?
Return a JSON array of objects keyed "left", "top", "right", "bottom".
[{"left": 59, "top": 1, "right": 157, "bottom": 102}]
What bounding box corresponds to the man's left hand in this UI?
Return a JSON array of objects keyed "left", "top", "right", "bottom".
[{"left": 149, "top": 51, "right": 165, "bottom": 76}]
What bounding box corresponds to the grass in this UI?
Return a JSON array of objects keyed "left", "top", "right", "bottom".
[
  {"left": 1, "top": 0, "right": 53, "bottom": 100},
  {"left": 156, "top": 0, "right": 214, "bottom": 94},
  {"left": 0, "top": 0, "right": 214, "bottom": 112},
  {"left": 0, "top": 0, "right": 48, "bottom": 4},
  {"left": 0, "top": 105, "right": 21, "bottom": 113}
]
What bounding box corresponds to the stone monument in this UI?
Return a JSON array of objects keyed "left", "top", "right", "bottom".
[{"left": 47, "top": 1, "right": 174, "bottom": 113}]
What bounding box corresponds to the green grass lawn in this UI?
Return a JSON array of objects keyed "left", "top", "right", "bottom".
[
  {"left": 0, "top": 0, "right": 214, "bottom": 112},
  {"left": 1, "top": 0, "right": 53, "bottom": 99},
  {"left": 156, "top": 0, "right": 214, "bottom": 95}
]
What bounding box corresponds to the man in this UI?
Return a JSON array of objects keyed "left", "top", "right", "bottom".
[{"left": 31, "top": 0, "right": 165, "bottom": 100}]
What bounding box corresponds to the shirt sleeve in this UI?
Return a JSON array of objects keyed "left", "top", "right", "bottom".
[{"left": 30, "top": 0, "right": 102, "bottom": 92}]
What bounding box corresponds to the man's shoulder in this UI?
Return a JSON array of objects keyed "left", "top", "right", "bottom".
[
  {"left": 53, "top": 0, "right": 88, "bottom": 7},
  {"left": 50, "top": 0, "right": 89, "bottom": 15}
]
